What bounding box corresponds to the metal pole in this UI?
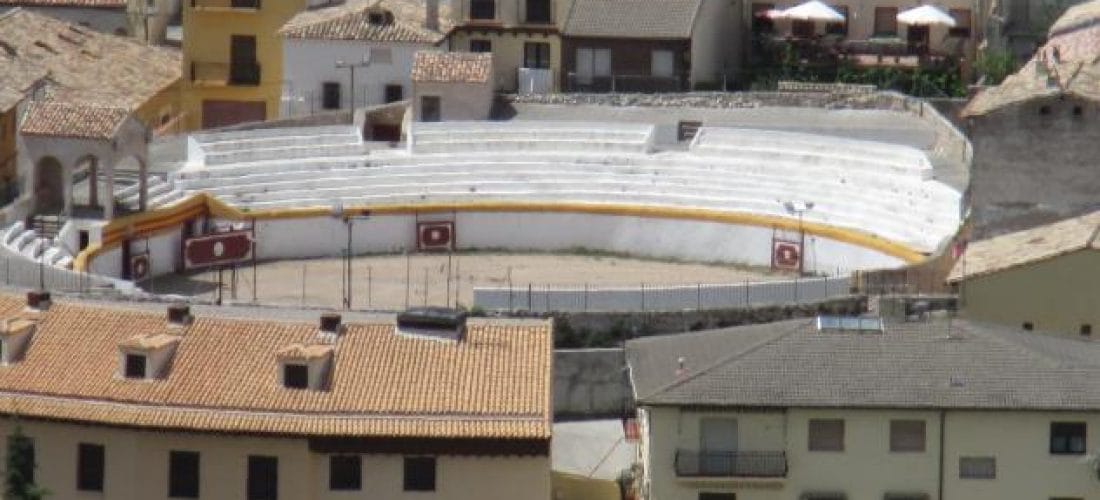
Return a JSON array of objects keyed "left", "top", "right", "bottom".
[
  {"left": 798, "top": 212, "right": 805, "bottom": 276},
  {"left": 446, "top": 251, "right": 453, "bottom": 308},
  {"left": 405, "top": 250, "right": 411, "bottom": 309},
  {"left": 251, "top": 240, "right": 257, "bottom": 303},
  {"left": 423, "top": 267, "right": 429, "bottom": 307},
  {"left": 301, "top": 263, "right": 307, "bottom": 306},
  {"left": 216, "top": 267, "right": 223, "bottom": 305},
  {"left": 367, "top": 265, "right": 372, "bottom": 307},
  {"left": 346, "top": 218, "right": 352, "bottom": 309}
]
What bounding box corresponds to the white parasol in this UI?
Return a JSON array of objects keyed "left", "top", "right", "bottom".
[
  {"left": 780, "top": 0, "right": 846, "bottom": 21},
  {"left": 896, "top": 4, "right": 957, "bottom": 26}
]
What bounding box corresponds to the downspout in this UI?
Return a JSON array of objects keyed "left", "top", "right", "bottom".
[{"left": 938, "top": 409, "right": 946, "bottom": 500}]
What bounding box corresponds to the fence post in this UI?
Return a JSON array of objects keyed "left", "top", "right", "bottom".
[
  {"left": 794, "top": 277, "right": 799, "bottom": 303},
  {"left": 744, "top": 279, "right": 749, "bottom": 306},
  {"left": 697, "top": 283, "right": 701, "bottom": 310},
  {"left": 527, "top": 283, "right": 532, "bottom": 312},
  {"left": 583, "top": 283, "right": 588, "bottom": 312},
  {"left": 640, "top": 283, "right": 645, "bottom": 312}
]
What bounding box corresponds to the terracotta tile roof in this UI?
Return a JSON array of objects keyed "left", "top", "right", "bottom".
[
  {"left": 119, "top": 333, "right": 180, "bottom": 350},
  {"left": 0, "top": 0, "right": 124, "bottom": 7},
  {"left": 20, "top": 101, "right": 131, "bottom": 139},
  {"left": 963, "top": 2, "right": 1100, "bottom": 117},
  {"left": 563, "top": 0, "right": 702, "bottom": 38},
  {"left": 276, "top": 343, "right": 334, "bottom": 360},
  {"left": 412, "top": 51, "right": 492, "bottom": 83},
  {"left": 0, "top": 9, "right": 180, "bottom": 111},
  {"left": 0, "top": 296, "right": 552, "bottom": 439},
  {"left": 947, "top": 210, "right": 1100, "bottom": 282},
  {"left": 281, "top": 0, "right": 450, "bottom": 43}
]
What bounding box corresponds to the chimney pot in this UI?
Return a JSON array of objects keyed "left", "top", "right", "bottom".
[
  {"left": 320, "top": 312, "right": 342, "bottom": 334},
  {"left": 167, "top": 303, "right": 192, "bottom": 326},
  {"left": 26, "top": 290, "right": 50, "bottom": 311},
  {"left": 424, "top": 0, "right": 439, "bottom": 31}
]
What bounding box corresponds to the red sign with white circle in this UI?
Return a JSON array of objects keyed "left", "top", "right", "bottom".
[{"left": 417, "top": 222, "right": 454, "bottom": 251}]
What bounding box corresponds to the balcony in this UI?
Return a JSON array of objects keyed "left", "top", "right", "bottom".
[
  {"left": 190, "top": 62, "right": 261, "bottom": 87},
  {"left": 191, "top": 0, "right": 260, "bottom": 10},
  {"left": 675, "top": 450, "right": 787, "bottom": 478}
]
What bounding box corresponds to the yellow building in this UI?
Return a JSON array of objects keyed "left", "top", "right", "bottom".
[
  {"left": 180, "top": 0, "right": 307, "bottom": 129},
  {"left": 628, "top": 316, "right": 1100, "bottom": 500},
  {"left": 948, "top": 210, "right": 1100, "bottom": 338},
  {"left": 447, "top": 0, "right": 573, "bottom": 92},
  {"left": 0, "top": 292, "right": 553, "bottom": 499}
]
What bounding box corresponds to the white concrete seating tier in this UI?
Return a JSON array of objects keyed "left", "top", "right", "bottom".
[
  {"left": 690, "top": 127, "right": 933, "bottom": 179},
  {"left": 408, "top": 121, "right": 655, "bottom": 155},
  {"left": 187, "top": 125, "right": 361, "bottom": 167},
  {"left": 169, "top": 123, "right": 960, "bottom": 253}
]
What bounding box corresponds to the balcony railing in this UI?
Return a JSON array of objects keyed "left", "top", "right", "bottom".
[
  {"left": 675, "top": 449, "right": 787, "bottom": 478},
  {"left": 191, "top": 0, "right": 260, "bottom": 9},
  {"left": 190, "top": 62, "right": 261, "bottom": 86}
]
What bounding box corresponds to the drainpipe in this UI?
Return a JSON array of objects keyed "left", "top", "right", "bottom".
[{"left": 938, "top": 409, "right": 946, "bottom": 500}]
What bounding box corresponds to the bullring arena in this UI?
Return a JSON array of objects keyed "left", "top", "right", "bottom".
[{"left": 0, "top": 95, "right": 968, "bottom": 311}]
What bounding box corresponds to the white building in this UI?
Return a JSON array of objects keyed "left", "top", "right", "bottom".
[{"left": 280, "top": 0, "right": 449, "bottom": 117}]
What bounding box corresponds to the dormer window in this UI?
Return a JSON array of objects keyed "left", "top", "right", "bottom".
[
  {"left": 124, "top": 354, "right": 147, "bottom": 379},
  {"left": 0, "top": 318, "right": 36, "bottom": 366},
  {"left": 283, "top": 364, "right": 309, "bottom": 389},
  {"left": 118, "top": 333, "right": 180, "bottom": 380},
  {"left": 368, "top": 10, "right": 393, "bottom": 26},
  {"left": 276, "top": 343, "right": 333, "bottom": 391}
]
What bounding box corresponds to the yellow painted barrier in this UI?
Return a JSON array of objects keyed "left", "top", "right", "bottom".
[{"left": 74, "top": 194, "right": 927, "bottom": 272}]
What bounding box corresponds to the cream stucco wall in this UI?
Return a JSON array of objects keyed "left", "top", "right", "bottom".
[
  {"left": 449, "top": 31, "right": 561, "bottom": 92},
  {"left": 0, "top": 417, "right": 551, "bottom": 500},
  {"left": 412, "top": 81, "right": 493, "bottom": 121},
  {"left": 643, "top": 405, "right": 1100, "bottom": 500},
  {"left": 959, "top": 248, "right": 1100, "bottom": 338}
]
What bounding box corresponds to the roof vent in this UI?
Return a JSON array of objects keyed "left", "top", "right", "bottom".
[
  {"left": 167, "top": 303, "right": 192, "bottom": 327},
  {"left": 814, "top": 315, "right": 884, "bottom": 334},
  {"left": 26, "top": 290, "right": 50, "bottom": 311},
  {"left": 396, "top": 307, "right": 467, "bottom": 342},
  {"left": 319, "top": 312, "right": 343, "bottom": 335}
]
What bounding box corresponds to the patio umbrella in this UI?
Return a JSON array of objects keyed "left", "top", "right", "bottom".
[
  {"left": 780, "top": 0, "right": 845, "bottom": 21},
  {"left": 896, "top": 4, "right": 956, "bottom": 26},
  {"left": 754, "top": 8, "right": 786, "bottom": 19}
]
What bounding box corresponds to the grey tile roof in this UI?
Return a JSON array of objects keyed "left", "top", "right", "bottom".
[
  {"left": 627, "top": 317, "right": 1100, "bottom": 410},
  {"left": 563, "top": 0, "right": 702, "bottom": 39}
]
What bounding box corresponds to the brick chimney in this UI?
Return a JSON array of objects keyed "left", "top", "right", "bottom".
[
  {"left": 167, "top": 303, "right": 192, "bottom": 327},
  {"left": 26, "top": 290, "right": 50, "bottom": 311},
  {"left": 424, "top": 0, "right": 439, "bottom": 31}
]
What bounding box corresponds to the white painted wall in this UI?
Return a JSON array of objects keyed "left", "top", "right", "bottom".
[
  {"left": 282, "top": 39, "right": 440, "bottom": 118},
  {"left": 412, "top": 80, "right": 493, "bottom": 121}
]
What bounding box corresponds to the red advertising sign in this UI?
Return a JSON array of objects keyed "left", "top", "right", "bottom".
[
  {"left": 772, "top": 240, "right": 802, "bottom": 271},
  {"left": 417, "top": 221, "right": 454, "bottom": 251},
  {"left": 184, "top": 230, "right": 253, "bottom": 270}
]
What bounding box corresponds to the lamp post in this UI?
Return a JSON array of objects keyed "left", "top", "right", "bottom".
[
  {"left": 335, "top": 55, "right": 371, "bottom": 110},
  {"left": 783, "top": 200, "right": 815, "bottom": 275},
  {"left": 333, "top": 202, "right": 371, "bottom": 309}
]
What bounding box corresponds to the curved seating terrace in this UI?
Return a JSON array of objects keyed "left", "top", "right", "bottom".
[{"left": 168, "top": 121, "right": 959, "bottom": 254}]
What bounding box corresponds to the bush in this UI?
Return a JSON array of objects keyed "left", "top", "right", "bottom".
[{"left": 975, "top": 49, "right": 1017, "bottom": 85}]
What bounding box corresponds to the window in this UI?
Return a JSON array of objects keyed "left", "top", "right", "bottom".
[
  {"left": 958, "top": 456, "right": 995, "bottom": 479},
  {"left": 283, "top": 364, "right": 308, "bottom": 389},
  {"left": 1050, "top": 422, "right": 1087, "bottom": 454},
  {"left": 825, "top": 6, "right": 848, "bottom": 35},
  {"left": 524, "top": 42, "right": 551, "bottom": 69},
  {"left": 651, "top": 50, "right": 674, "bottom": 78},
  {"left": 420, "top": 96, "right": 441, "bottom": 122},
  {"left": 1023, "top": 321, "right": 1035, "bottom": 330},
  {"left": 368, "top": 11, "right": 393, "bottom": 25},
  {"left": 575, "top": 47, "right": 611, "bottom": 84},
  {"left": 525, "top": 0, "right": 551, "bottom": 23},
  {"left": 469, "top": 0, "right": 494, "bottom": 20},
  {"left": 889, "top": 420, "right": 926, "bottom": 452},
  {"left": 699, "top": 494, "right": 736, "bottom": 500},
  {"left": 124, "top": 354, "right": 146, "bottom": 378},
  {"left": 469, "top": 39, "right": 492, "bottom": 53},
  {"left": 229, "top": 35, "right": 260, "bottom": 85},
  {"left": 948, "top": 9, "right": 971, "bottom": 37},
  {"left": 329, "top": 455, "right": 361, "bottom": 491},
  {"left": 247, "top": 455, "right": 278, "bottom": 500},
  {"left": 808, "top": 419, "right": 844, "bottom": 451},
  {"left": 321, "top": 82, "right": 341, "bottom": 110},
  {"left": 873, "top": 7, "right": 898, "bottom": 37},
  {"left": 8, "top": 434, "right": 34, "bottom": 484},
  {"left": 1073, "top": 106, "right": 1084, "bottom": 117},
  {"left": 77, "top": 443, "right": 105, "bottom": 491},
  {"left": 1081, "top": 324, "right": 1092, "bottom": 336},
  {"left": 403, "top": 456, "right": 436, "bottom": 491},
  {"left": 168, "top": 450, "right": 200, "bottom": 498},
  {"left": 384, "top": 85, "right": 404, "bottom": 103},
  {"left": 792, "top": 20, "right": 815, "bottom": 38}
]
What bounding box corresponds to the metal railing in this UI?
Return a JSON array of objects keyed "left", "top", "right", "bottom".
[
  {"left": 473, "top": 276, "right": 851, "bottom": 313},
  {"left": 190, "top": 61, "right": 261, "bottom": 86},
  {"left": 564, "top": 72, "right": 688, "bottom": 93},
  {"left": 191, "top": 0, "right": 260, "bottom": 9},
  {"left": 675, "top": 449, "right": 787, "bottom": 478}
]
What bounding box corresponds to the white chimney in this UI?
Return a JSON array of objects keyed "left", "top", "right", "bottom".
[{"left": 424, "top": 0, "right": 439, "bottom": 31}]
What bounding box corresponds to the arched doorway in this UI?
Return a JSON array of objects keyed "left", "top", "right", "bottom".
[{"left": 34, "top": 157, "right": 64, "bottom": 214}]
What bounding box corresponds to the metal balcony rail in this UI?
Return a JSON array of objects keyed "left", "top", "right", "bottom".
[
  {"left": 190, "top": 62, "right": 261, "bottom": 86},
  {"left": 675, "top": 449, "right": 788, "bottom": 478}
]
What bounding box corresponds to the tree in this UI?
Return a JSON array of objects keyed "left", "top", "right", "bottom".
[{"left": 5, "top": 425, "right": 46, "bottom": 500}]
